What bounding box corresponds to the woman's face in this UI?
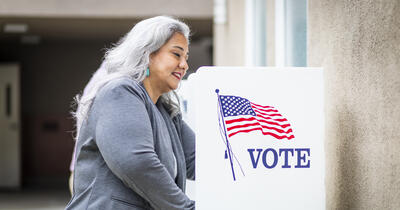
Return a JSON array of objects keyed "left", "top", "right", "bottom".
[{"left": 148, "top": 32, "right": 189, "bottom": 94}]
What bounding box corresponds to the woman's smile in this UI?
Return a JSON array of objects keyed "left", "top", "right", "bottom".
[{"left": 172, "top": 72, "right": 183, "bottom": 80}]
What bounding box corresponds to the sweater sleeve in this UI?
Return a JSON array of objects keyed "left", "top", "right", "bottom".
[
  {"left": 93, "top": 81, "right": 194, "bottom": 210},
  {"left": 180, "top": 120, "right": 196, "bottom": 180}
]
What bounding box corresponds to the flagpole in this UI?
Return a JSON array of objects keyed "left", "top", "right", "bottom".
[{"left": 215, "top": 89, "right": 236, "bottom": 181}]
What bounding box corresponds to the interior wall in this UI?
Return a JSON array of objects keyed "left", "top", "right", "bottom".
[
  {"left": 0, "top": 0, "right": 212, "bottom": 18},
  {"left": 0, "top": 41, "right": 107, "bottom": 187},
  {"left": 19, "top": 42, "right": 106, "bottom": 114},
  {"left": 308, "top": 0, "right": 400, "bottom": 209},
  {"left": 0, "top": 36, "right": 211, "bottom": 188}
]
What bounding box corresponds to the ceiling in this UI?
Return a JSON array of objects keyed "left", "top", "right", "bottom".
[{"left": 0, "top": 17, "right": 213, "bottom": 45}]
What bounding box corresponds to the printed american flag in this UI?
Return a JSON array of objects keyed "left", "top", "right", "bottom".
[{"left": 219, "top": 95, "right": 295, "bottom": 140}]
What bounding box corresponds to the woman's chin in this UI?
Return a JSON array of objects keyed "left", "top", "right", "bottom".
[{"left": 169, "top": 83, "right": 180, "bottom": 91}]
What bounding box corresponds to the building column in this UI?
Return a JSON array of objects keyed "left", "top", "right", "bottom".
[{"left": 308, "top": 1, "right": 400, "bottom": 209}]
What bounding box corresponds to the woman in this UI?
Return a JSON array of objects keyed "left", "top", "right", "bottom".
[
  {"left": 66, "top": 16, "right": 195, "bottom": 210},
  {"left": 68, "top": 62, "right": 107, "bottom": 194}
]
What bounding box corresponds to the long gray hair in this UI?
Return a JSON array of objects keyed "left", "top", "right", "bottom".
[{"left": 72, "top": 16, "right": 190, "bottom": 140}]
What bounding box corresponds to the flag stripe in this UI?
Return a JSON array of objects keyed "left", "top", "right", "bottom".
[
  {"left": 248, "top": 111, "right": 288, "bottom": 122},
  {"left": 251, "top": 105, "right": 279, "bottom": 112},
  {"left": 226, "top": 122, "right": 293, "bottom": 134},
  {"left": 250, "top": 103, "right": 274, "bottom": 109},
  {"left": 254, "top": 117, "right": 291, "bottom": 128},
  {"left": 253, "top": 107, "right": 279, "bottom": 113},
  {"left": 226, "top": 119, "right": 294, "bottom": 135},
  {"left": 225, "top": 116, "right": 292, "bottom": 131},
  {"left": 227, "top": 125, "right": 293, "bottom": 138},
  {"left": 228, "top": 127, "right": 295, "bottom": 139},
  {"left": 225, "top": 117, "right": 255, "bottom": 124},
  {"left": 257, "top": 116, "right": 287, "bottom": 122},
  {"left": 219, "top": 95, "right": 295, "bottom": 140},
  {"left": 254, "top": 111, "right": 282, "bottom": 117},
  {"left": 254, "top": 109, "right": 283, "bottom": 117}
]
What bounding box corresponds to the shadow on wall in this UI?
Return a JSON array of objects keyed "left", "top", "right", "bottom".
[{"left": 335, "top": 105, "right": 361, "bottom": 209}]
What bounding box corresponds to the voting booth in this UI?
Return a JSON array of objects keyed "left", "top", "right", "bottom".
[{"left": 186, "top": 67, "right": 325, "bottom": 210}]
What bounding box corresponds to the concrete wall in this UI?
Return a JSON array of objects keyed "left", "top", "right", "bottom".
[
  {"left": 0, "top": 0, "right": 212, "bottom": 18},
  {"left": 308, "top": 1, "right": 400, "bottom": 209}
]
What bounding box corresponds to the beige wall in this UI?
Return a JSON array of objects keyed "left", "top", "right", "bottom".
[
  {"left": 213, "top": 0, "right": 275, "bottom": 66},
  {"left": 308, "top": 1, "right": 400, "bottom": 209},
  {"left": 0, "top": 0, "right": 212, "bottom": 18},
  {"left": 214, "top": 0, "right": 245, "bottom": 66},
  {"left": 266, "top": 0, "right": 275, "bottom": 66}
]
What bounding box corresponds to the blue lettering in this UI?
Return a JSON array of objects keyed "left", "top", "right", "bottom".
[
  {"left": 262, "top": 148, "right": 278, "bottom": 169},
  {"left": 247, "top": 148, "right": 263, "bottom": 168},
  {"left": 295, "top": 148, "right": 310, "bottom": 168},
  {"left": 279, "top": 148, "right": 294, "bottom": 168}
]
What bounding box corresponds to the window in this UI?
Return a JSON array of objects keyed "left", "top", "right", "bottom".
[{"left": 246, "top": 0, "right": 307, "bottom": 67}]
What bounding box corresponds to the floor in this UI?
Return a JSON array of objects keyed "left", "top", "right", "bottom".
[
  {"left": 0, "top": 180, "right": 195, "bottom": 210},
  {"left": 0, "top": 189, "right": 70, "bottom": 210}
]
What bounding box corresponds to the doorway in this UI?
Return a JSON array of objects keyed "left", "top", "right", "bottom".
[{"left": 0, "top": 63, "right": 21, "bottom": 189}]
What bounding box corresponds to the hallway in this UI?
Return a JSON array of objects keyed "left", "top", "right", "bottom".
[{"left": 0, "top": 189, "right": 70, "bottom": 210}]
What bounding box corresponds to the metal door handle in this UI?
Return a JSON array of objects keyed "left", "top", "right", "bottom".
[{"left": 6, "top": 83, "right": 11, "bottom": 118}]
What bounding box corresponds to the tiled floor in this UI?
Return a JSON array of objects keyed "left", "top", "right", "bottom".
[{"left": 0, "top": 189, "right": 70, "bottom": 210}]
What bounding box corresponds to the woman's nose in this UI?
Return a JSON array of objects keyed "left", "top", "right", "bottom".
[{"left": 179, "top": 59, "right": 189, "bottom": 71}]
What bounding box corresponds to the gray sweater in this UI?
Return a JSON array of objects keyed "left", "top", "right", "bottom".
[{"left": 66, "top": 78, "right": 195, "bottom": 210}]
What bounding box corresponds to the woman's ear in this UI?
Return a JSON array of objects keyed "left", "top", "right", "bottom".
[{"left": 149, "top": 51, "right": 156, "bottom": 61}]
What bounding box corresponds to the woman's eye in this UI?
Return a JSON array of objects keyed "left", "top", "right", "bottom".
[{"left": 173, "top": 52, "right": 181, "bottom": 58}]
